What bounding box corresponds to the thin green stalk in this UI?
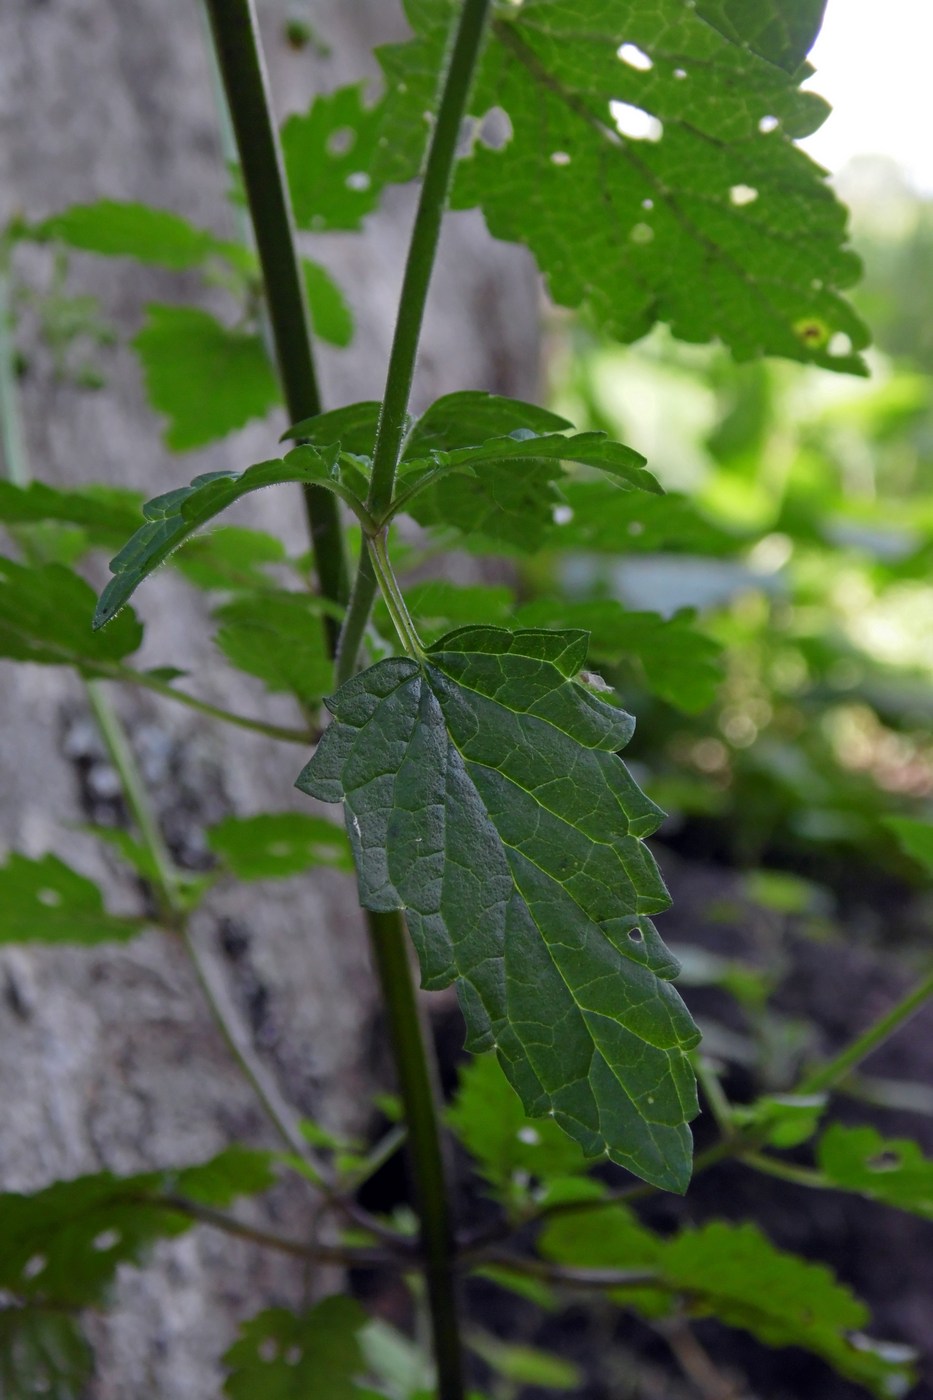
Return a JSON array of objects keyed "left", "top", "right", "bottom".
[
  {"left": 153, "top": 1195, "right": 392, "bottom": 1267},
  {"left": 741, "top": 1152, "right": 828, "bottom": 1191},
  {"left": 201, "top": 0, "right": 348, "bottom": 625},
  {"left": 368, "top": 531, "right": 425, "bottom": 660},
  {"left": 798, "top": 966, "right": 933, "bottom": 1095},
  {"left": 105, "top": 664, "right": 313, "bottom": 743},
  {"left": 335, "top": 543, "right": 379, "bottom": 686},
  {"left": 368, "top": 910, "right": 466, "bottom": 1400}
]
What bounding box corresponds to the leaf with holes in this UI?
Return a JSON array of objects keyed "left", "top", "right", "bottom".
[
  {"left": 206, "top": 813, "right": 353, "bottom": 881},
  {"left": 283, "top": 83, "right": 386, "bottom": 232},
  {"left": 374, "top": 0, "right": 867, "bottom": 372},
  {"left": 817, "top": 1124, "right": 933, "bottom": 1221},
  {"left": 223, "top": 1298, "right": 367, "bottom": 1400},
  {"left": 298, "top": 625, "right": 700, "bottom": 1191},
  {"left": 93, "top": 446, "right": 359, "bottom": 629},
  {"left": 0, "top": 1147, "right": 275, "bottom": 1308},
  {"left": 0, "top": 853, "right": 144, "bottom": 946},
  {"left": 0, "top": 560, "right": 142, "bottom": 671},
  {"left": 0, "top": 1308, "right": 93, "bottom": 1400}
]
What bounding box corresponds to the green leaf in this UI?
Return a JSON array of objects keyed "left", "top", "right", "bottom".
[
  {"left": 550, "top": 480, "right": 745, "bottom": 556},
  {"left": 25, "top": 200, "right": 239, "bottom": 270},
  {"left": 133, "top": 305, "right": 280, "bottom": 451},
  {"left": 0, "top": 1308, "right": 93, "bottom": 1400},
  {"left": 223, "top": 1298, "right": 366, "bottom": 1400},
  {"left": 281, "top": 400, "right": 382, "bottom": 451},
  {"left": 817, "top": 1124, "right": 933, "bottom": 1221},
  {"left": 206, "top": 812, "right": 352, "bottom": 880},
  {"left": 0, "top": 1147, "right": 275, "bottom": 1308},
  {"left": 883, "top": 817, "right": 933, "bottom": 875},
  {"left": 375, "top": 581, "right": 515, "bottom": 647},
  {"left": 469, "top": 1334, "right": 581, "bottom": 1391},
  {"left": 0, "top": 559, "right": 142, "bottom": 670},
  {"left": 171, "top": 526, "right": 288, "bottom": 592},
  {"left": 0, "top": 853, "right": 144, "bottom": 946},
  {"left": 377, "top": 0, "right": 868, "bottom": 372},
  {"left": 302, "top": 259, "right": 354, "bottom": 347},
  {"left": 402, "top": 391, "right": 571, "bottom": 457},
  {"left": 732, "top": 1092, "right": 826, "bottom": 1148},
  {"left": 283, "top": 83, "right": 386, "bottom": 232},
  {"left": 695, "top": 0, "right": 827, "bottom": 73},
  {"left": 298, "top": 625, "right": 700, "bottom": 1192},
  {"left": 0, "top": 482, "right": 143, "bottom": 548},
  {"left": 449, "top": 1053, "right": 587, "bottom": 1197},
  {"left": 93, "top": 446, "right": 351, "bottom": 629},
  {"left": 212, "top": 590, "right": 334, "bottom": 703},
  {"left": 514, "top": 601, "right": 723, "bottom": 713}
]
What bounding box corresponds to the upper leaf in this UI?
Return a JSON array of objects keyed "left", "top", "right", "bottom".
[
  {"left": 0, "top": 852, "right": 144, "bottom": 946},
  {"left": 298, "top": 625, "right": 699, "bottom": 1191},
  {"left": 223, "top": 1298, "right": 367, "bottom": 1400},
  {"left": 93, "top": 446, "right": 355, "bottom": 629},
  {"left": 374, "top": 0, "right": 867, "bottom": 372},
  {"left": 1, "top": 559, "right": 142, "bottom": 670}
]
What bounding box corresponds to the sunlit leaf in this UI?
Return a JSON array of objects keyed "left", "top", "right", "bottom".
[
  {"left": 206, "top": 812, "right": 352, "bottom": 881},
  {"left": 283, "top": 83, "right": 385, "bottom": 232},
  {"left": 817, "top": 1124, "right": 933, "bottom": 1221},
  {"left": 25, "top": 200, "right": 239, "bottom": 270}
]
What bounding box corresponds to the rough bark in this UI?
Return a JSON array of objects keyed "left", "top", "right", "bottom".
[{"left": 0, "top": 1, "right": 540, "bottom": 1393}]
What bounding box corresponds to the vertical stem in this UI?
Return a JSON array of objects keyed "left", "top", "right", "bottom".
[
  {"left": 368, "top": 911, "right": 465, "bottom": 1400},
  {"left": 201, "top": 0, "right": 348, "bottom": 625}
]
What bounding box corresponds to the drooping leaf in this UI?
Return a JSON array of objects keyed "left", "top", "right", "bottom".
[
  {"left": 223, "top": 1297, "right": 366, "bottom": 1400},
  {"left": 0, "top": 1308, "right": 93, "bottom": 1400},
  {"left": 0, "top": 1147, "right": 275, "bottom": 1308},
  {"left": 374, "top": 0, "right": 867, "bottom": 372},
  {"left": 206, "top": 812, "right": 352, "bottom": 881},
  {"left": 298, "top": 625, "right": 700, "bottom": 1191},
  {"left": 817, "top": 1124, "right": 933, "bottom": 1221},
  {"left": 133, "top": 305, "right": 280, "bottom": 451},
  {"left": 93, "top": 446, "right": 352, "bottom": 629},
  {"left": 0, "top": 852, "right": 144, "bottom": 946},
  {"left": 301, "top": 258, "right": 354, "bottom": 347},
  {"left": 0, "top": 559, "right": 142, "bottom": 670},
  {"left": 0, "top": 482, "right": 144, "bottom": 548},
  {"left": 25, "top": 200, "right": 239, "bottom": 270},
  {"left": 211, "top": 590, "right": 334, "bottom": 703},
  {"left": 695, "top": 0, "right": 828, "bottom": 74},
  {"left": 283, "top": 83, "right": 386, "bottom": 232},
  {"left": 514, "top": 601, "right": 723, "bottom": 713}
]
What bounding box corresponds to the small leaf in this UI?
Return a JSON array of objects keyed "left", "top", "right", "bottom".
[
  {"left": 298, "top": 625, "right": 699, "bottom": 1191},
  {"left": 0, "top": 1147, "right": 275, "bottom": 1307},
  {"left": 817, "top": 1124, "right": 933, "bottom": 1221},
  {"left": 469, "top": 1334, "right": 581, "bottom": 1391},
  {"left": 206, "top": 812, "right": 352, "bottom": 881},
  {"left": 883, "top": 817, "right": 933, "bottom": 875},
  {"left": 283, "top": 83, "right": 385, "bottom": 232},
  {"left": 93, "top": 446, "right": 350, "bottom": 629},
  {"left": 223, "top": 1298, "right": 366, "bottom": 1400},
  {"left": 0, "top": 1308, "right": 93, "bottom": 1400},
  {"left": 133, "top": 305, "right": 280, "bottom": 451},
  {"left": 0, "top": 560, "right": 142, "bottom": 670},
  {"left": 212, "top": 590, "right": 334, "bottom": 703},
  {"left": 732, "top": 1093, "right": 827, "bottom": 1148},
  {"left": 302, "top": 259, "right": 354, "bottom": 347},
  {"left": 26, "top": 200, "right": 239, "bottom": 270}
]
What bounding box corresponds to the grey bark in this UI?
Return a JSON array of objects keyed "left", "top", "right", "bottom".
[{"left": 0, "top": 1, "right": 539, "bottom": 1393}]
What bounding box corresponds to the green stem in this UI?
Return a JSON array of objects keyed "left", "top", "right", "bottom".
[
  {"left": 0, "top": 261, "right": 29, "bottom": 487},
  {"left": 335, "top": 543, "right": 379, "bottom": 687},
  {"left": 798, "top": 966, "right": 933, "bottom": 1095},
  {"left": 741, "top": 1152, "right": 829, "bottom": 1190},
  {"left": 368, "top": 910, "right": 466, "bottom": 1400},
  {"left": 368, "top": 531, "right": 425, "bottom": 661},
  {"left": 201, "top": 0, "right": 348, "bottom": 628},
  {"left": 106, "top": 664, "right": 313, "bottom": 743}
]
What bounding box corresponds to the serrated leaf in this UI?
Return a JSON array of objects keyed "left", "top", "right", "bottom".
[
  {"left": 402, "top": 391, "right": 571, "bottom": 457},
  {"left": 817, "top": 1124, "right": 933, "bottom": 1221},
  {"left": 0, "top": 1308, "right": 93, "bottom": 1400},
  {"left": 223, "top": 1298, "right": 366, "bottom": 1400},
  {"left": 449, "top": 1053, "right": 587, "bottom": 1196},
  {"left": 0, "top": 481, "right": 144, "bottom": 548},
  {"left": 883, "top": 817, "right": 933, "bottom": 874},
  {"left": 0, "top": 1147, "right": 275, "bottom": 1308},
  {"left": 133, "top": 305, "right": 280, "bottom": 451},
  {"left": 26, "top": 200, "right": 239, "bottom": 270},
  {"left": 514, "top": 601, "right": 723, "bottom": 713},
  {"left": 0, "top": 559, "right": 142, "bottom": 670},
  {"left": 695, "top": 0, "right": 827, "bottom": 74},
  {"left": 93, "top": 446, "right": 351, "bottom": 629},
  {"left": 376, "top": 0, "right": 868, "bottom": 372},
  {"left": 298, "top": 625, "right": 699, "bottom": 1191},
  {"left": 302, "top": 258, "right": 354, "bottom": 347},
  {"left": 212, "top": 590, "right": 334, "bottom": 704},
  {"left": 282, "top": 400, "right": 382, "bottom": 451},
  {"left": 550, "top": 480, "right": 745, "bottom": 556},
  {"left": 283, "top": 83, "right": 385, "bottom": 232},
  {"left": 206, "top": 812, "right": 352, "bottom": 880},
  {"left": 0, "top": 852, "right": 144, "bottom": 946}
]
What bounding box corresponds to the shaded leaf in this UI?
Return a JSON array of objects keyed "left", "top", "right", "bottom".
[
  {"left": 817, "top": 1124, "right": 933, "bottom": 1221},
  {"left": 93, "top": 446, "right": 349, "bottom": 629},
  {"left": 281, "top": 400, "right": 381, "bottom": 452},
  {"left": 212, "top": 590, "right": 334, "bottom": 703},
  {"left": 0, "top": 1147, "right": 275, "bottom": 1307},
  {"left": 0, "top": 559, "right": 142, "bottom": 670},
  {"left": 26, "top": 200, "right": 238, "bottom": 270},
  {"left": 883, "top": 817, "right": 933, "bottom": 875},
  {"left": 283, "top": 83, "right": 385, "bottom": 232},
  {"left": 375, "top": 581, "right": 515, "bottom": 646},
  {"left": 732, "top": 1092, "right": 826, "bottom": 1148},
  {"left": 133, "top": 305, "right": 279, "bottom": 451},
  {"left": 695, "top": 0, "right": 827, "bottom": 73},
  {"left": 0, "top": 1308, "right": 93, "bottom": 1400},
  {"left": 0, "top": 852, "right": 144, "bottom": 946},
  {"left": 376, "top": 0, "right": 868, "bottom": 372},
  {"left": 206, "top": 812, "right": 352, "bottom": 880},
  {"left": 401, "top": 391, "right": 570, "bottom": 458},
  {"left": 223, "top": 1298, "right": 366, "bottom": 1400},
  {"left": 298, "top": 625, "right": 699, "bottom": 1191},
  {"left": 0, "top": 481, "right": 143, "bottom": 548},
  {"left": 302, "top": 258, "right": 354, "bottom": 347}
]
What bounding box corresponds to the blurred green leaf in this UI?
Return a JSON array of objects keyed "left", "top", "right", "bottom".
[
  {"left": 301, "top": 259, "right": 353, "bottom": 347},
  {"left": 883, "top": 817, "right": 933, "bottom": 875},
  {"left": 212, "top": 590, "right": 334, "bottom": 703},
  {"left": 133, "top": 305, "right": 279, "bottom": 451},
  {"left": 206, "top": 812, "right": 352, "bottom": 880},
  {"left": 0, "top": 559, "right": 142, "bottom": 670},
  {"left": 283, "top": 83, "right": 385, "bottom": 232},
  {"left": 0, "top": 1308, "right": 93, "bottom": 1400},
  {"left": 817, "top": 1124, "right": 933, "bottom": 1221},
  {"left": 695, "top": 0, "right": 827, "bottom": 72},
  {"left": 469, "top": 1333, "right": 581, "bottom": 1391},
  {"left": 0, "top": 850, "right": 143, "bottom": 947},
  {"left": 0, "top": 482, "right": 143, "bottom": 548},
  {"left": 223, "top": 1298, "right": 366, "bottom": 1400},
  {"left": 733, "top": 1093, "right": 827, "bottom": 1148},
  {"left": 171, "top": 526, "right": 288, "bottom": 592},
  {"left": 25, "top": 200, "right": 239, "bottom": 270}
]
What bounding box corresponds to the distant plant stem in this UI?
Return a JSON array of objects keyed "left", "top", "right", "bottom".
[
  {"left": 105, "top": 663, "right": 313, "bottom": 743},
  {"left": 798, "top": 966, "right": 933, "bottom": 1095}
]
